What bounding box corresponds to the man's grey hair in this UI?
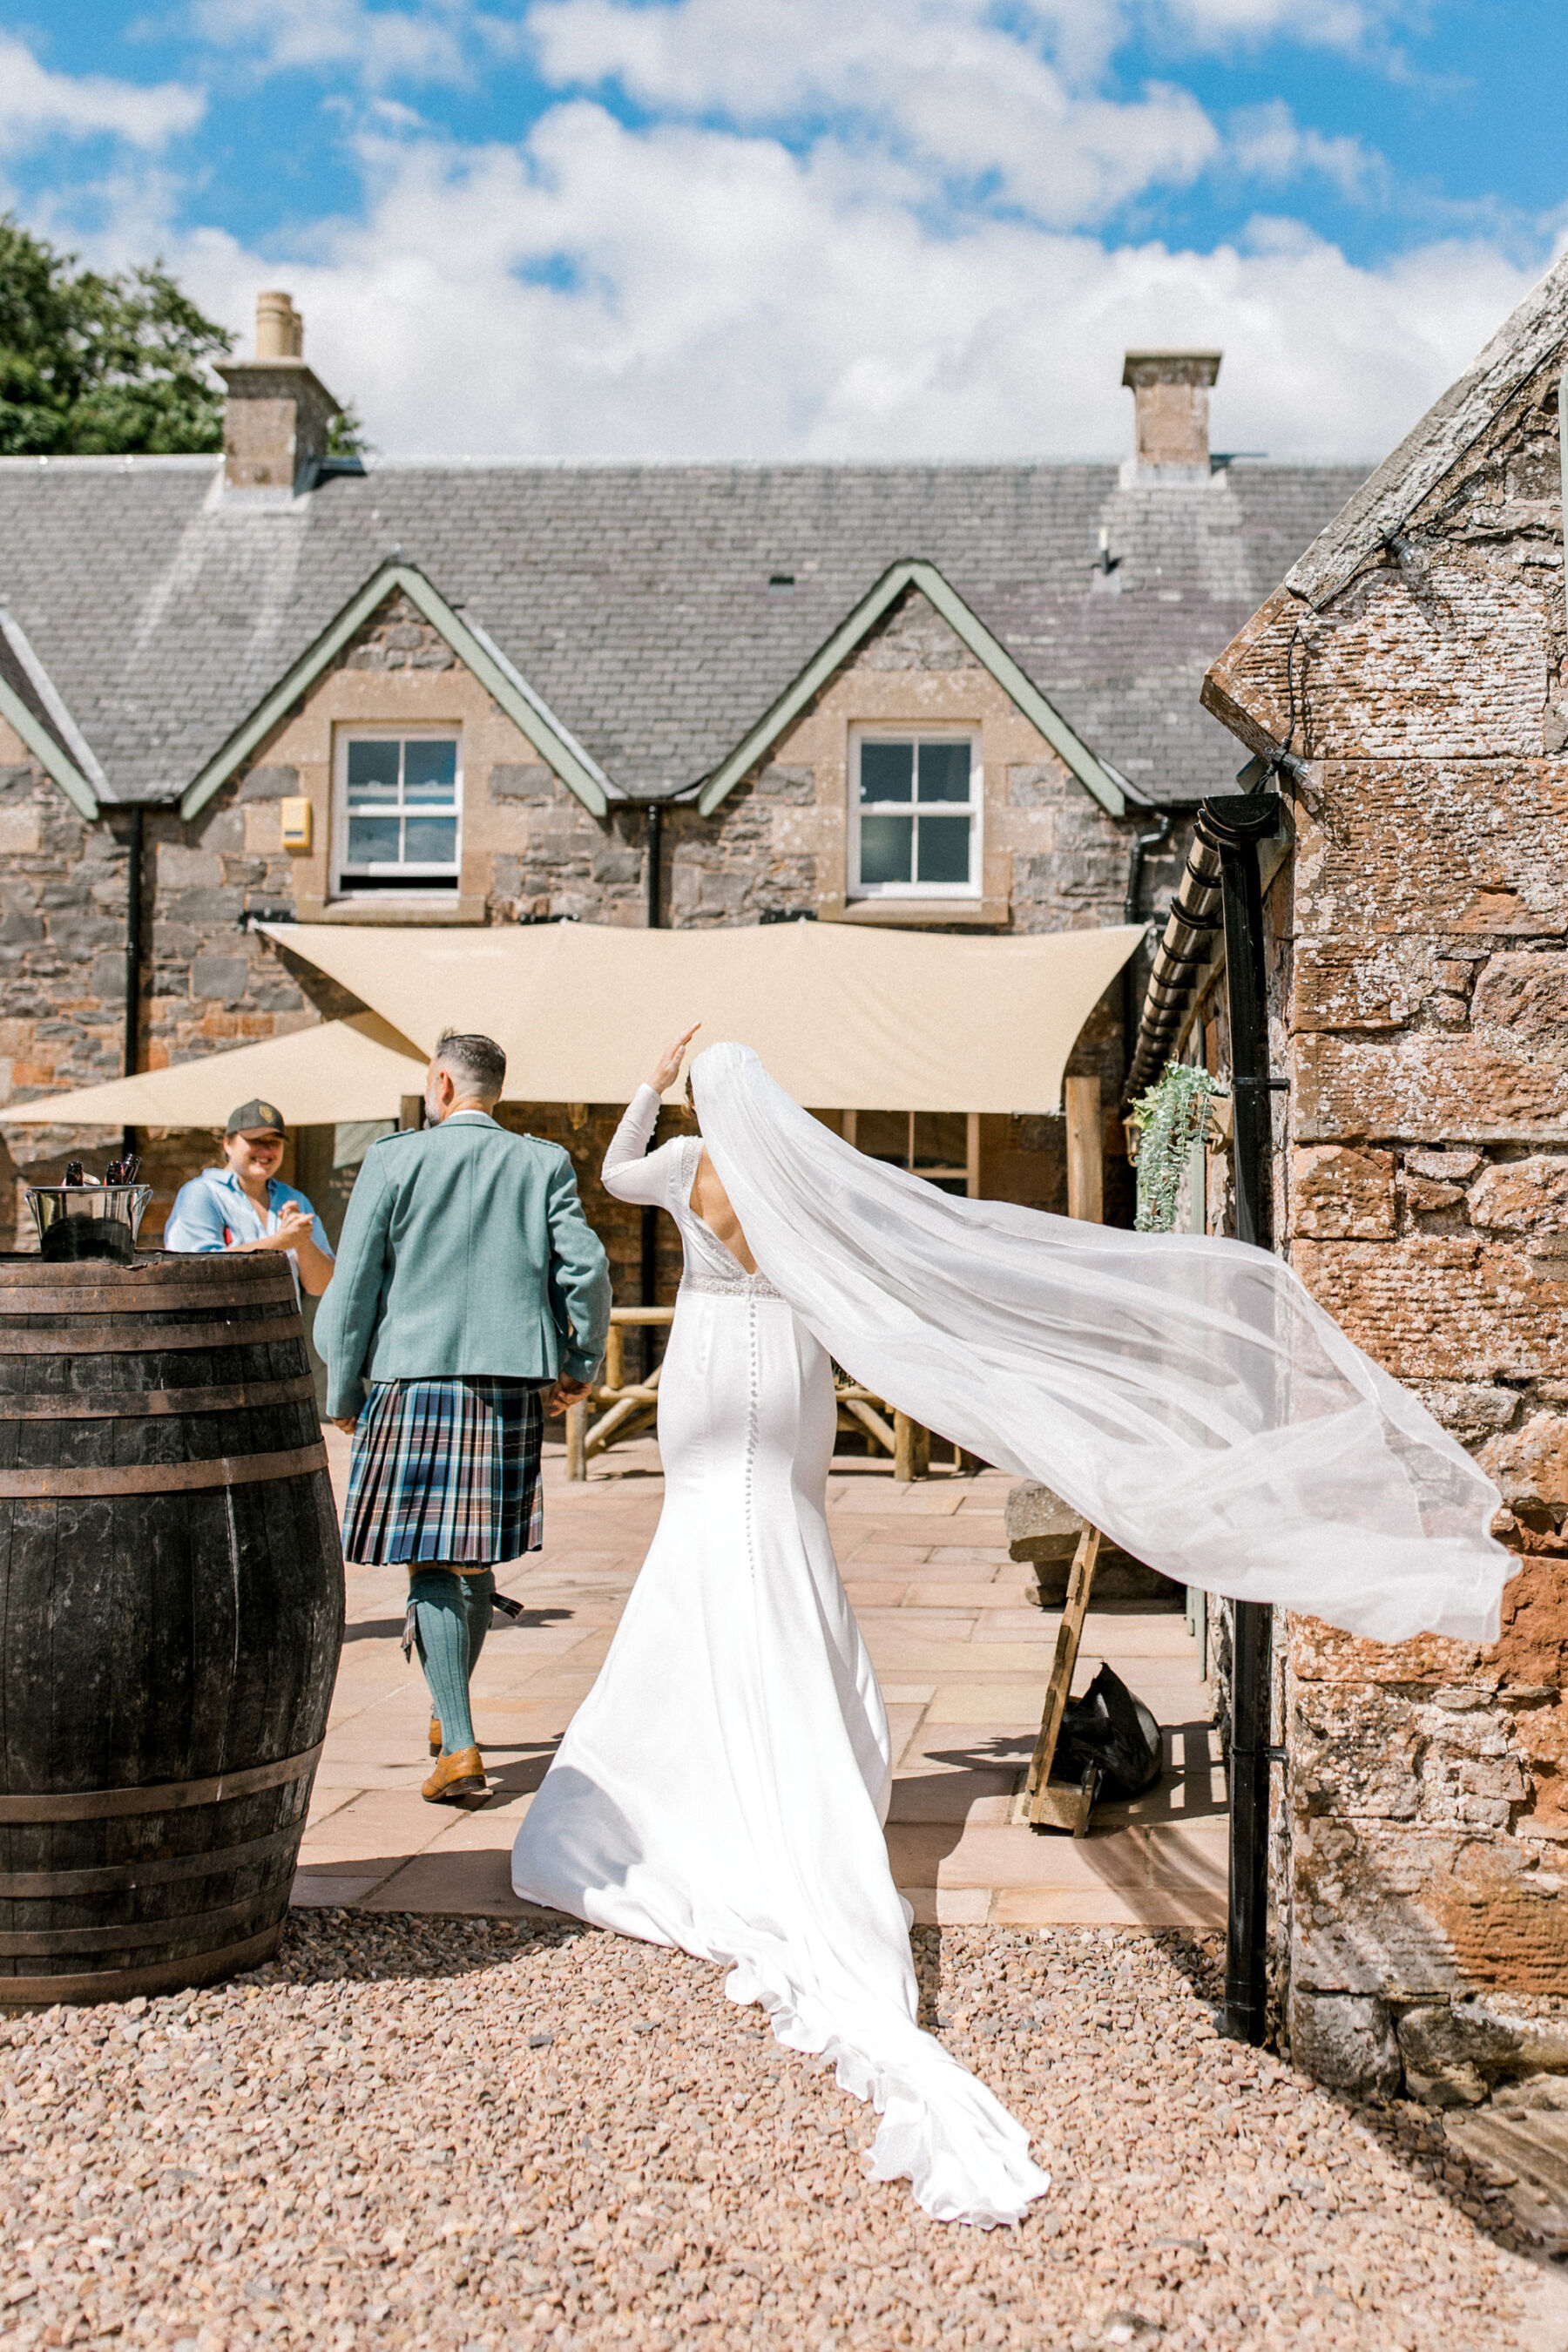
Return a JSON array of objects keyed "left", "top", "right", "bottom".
[{"left": 435, "top": 1029, "right": 507, "bottom": 1102}]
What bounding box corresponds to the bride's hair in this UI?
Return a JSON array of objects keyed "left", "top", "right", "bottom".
[{"left": 672, "top": 1069, "right": 700, "bottom": 1132}]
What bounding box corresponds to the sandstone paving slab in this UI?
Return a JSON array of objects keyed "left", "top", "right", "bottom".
[
  {"left": 841, "top": 1578, "right": 916, "bottom": 1606},
  {"left": 925, "top": 1681, "right": 1061, "bottom": 1722},
  {"left": 286, "top": 1870, "right": 387, "bottom": 1909},
  {"left": 8, "top": 1912, "right": 1562, "bottom": 2352},
  {"left": 906, "top": 1886, "right": 993, "bottom": 1924},
  {"left": 916, "top": 1544, "right": 1013, "bottom": 1566},
  {"left": 830, "top": 1540, "right": 937, "bottom": 1565},
  {"left": 887, "top": 1774, "right": 1017, "bottom": 1824},
  {"left": 868, "top": 1640, "right": 1060, "bottom": 1676},
  {"left": 824, "top": 1479, "right": 971, "bottom": 1513},
  {"left": 356, "top": 1848, "right": 524, "bottom": 1916},
  {"left": 889, "top": 1822, "right": 1161, "bottom": 1893},
  {"left": 990, "top": 1886, "right": 1227, "bottom": 1928}
]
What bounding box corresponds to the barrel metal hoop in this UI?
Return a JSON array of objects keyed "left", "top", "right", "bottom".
[
  {"left": 0, "top": 1819, "right": 307, "bottom": 1899},
  {"left": 0, "top": 1376, "right": 317, "bottom": 1420},
  {"left": 0, "top": 1443, "right": 328, "bottom": 1500},
  {"left": 0, "top": 1738, "right": 324, "bottom": 1823},
  {"left": 0, "top": 1889, "right": 297, "bottom": 1958},
  {"left": 0, "top": 1921, "right": 286, "bottom": 2008},
  {"left": 0, "top": 1319, "right": 302, "bottom": 1358},
  {"left": 0, "top": 1279, "right": 294, "bottom": 1315}
]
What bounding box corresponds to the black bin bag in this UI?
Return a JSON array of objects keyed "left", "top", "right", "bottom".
[{"left": 1050, "top": 1662, "right": 1164, "bottom": 1800}]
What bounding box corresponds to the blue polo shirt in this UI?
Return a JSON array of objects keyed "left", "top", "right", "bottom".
[{"left": 164, "top": 1166, "right": 333, "bottom": 1294}]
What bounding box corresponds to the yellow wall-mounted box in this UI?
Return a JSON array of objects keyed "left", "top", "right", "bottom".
[{"left": 280, "top": 796, "right": 313, "bottom": 851}]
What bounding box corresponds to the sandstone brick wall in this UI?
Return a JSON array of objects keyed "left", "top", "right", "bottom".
[{"left": 1200, "top": 344, "right": 1568, "bottom": 2092}]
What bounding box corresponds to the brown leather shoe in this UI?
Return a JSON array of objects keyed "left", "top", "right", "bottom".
[{"left": 422, "top": 1746, "right": 486, "bottom": 1803}]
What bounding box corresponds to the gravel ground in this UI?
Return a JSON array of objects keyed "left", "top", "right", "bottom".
[{"left": 1, "top": 1914, "right": 1561, "bottom": 2352}]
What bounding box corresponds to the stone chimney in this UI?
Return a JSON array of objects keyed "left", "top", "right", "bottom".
[
  {"left": 1121, "top": 350, "right": 1222, "bottom": 483},
  {"left": 217, "top": 292, "right": 341, "bottom": 495}
]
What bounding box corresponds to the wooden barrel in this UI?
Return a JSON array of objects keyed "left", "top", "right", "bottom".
[{"left": 0, "top": 1251, "right": 343, "bottom": 2006}]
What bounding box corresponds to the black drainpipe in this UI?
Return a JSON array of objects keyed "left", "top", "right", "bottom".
[
  {"left": 639, "top": 801, "right": 666, "bottom": 1376},
  {"left": 1121, "top": 810, "right": 1173, "bottom": 1091},
  {"left": 1200, "top": 788, "right": 1285, "bottom": 2047},
  {"left": 121, "top": 805, "right": 145, "bottom": 1163}
]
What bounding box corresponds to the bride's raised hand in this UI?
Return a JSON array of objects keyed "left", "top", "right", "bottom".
[{"left": 649, "top": 1023, "right": 700, "bottom": 1095}]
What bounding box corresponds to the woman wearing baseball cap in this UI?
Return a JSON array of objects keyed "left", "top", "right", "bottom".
[{"left": 164, "top": 1098, "right": 335, "bottom": 1297}]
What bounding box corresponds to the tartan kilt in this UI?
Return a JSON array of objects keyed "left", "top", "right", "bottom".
[{"left": 342, "top": 1376, "right": 545, "bottom": 1566}]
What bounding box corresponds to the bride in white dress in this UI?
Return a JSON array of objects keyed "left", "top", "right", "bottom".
[
  {"left": 514, "top": 1030, "right": 1512, "bottom": 2227},
  {"left": 511, "top": 1029, "right": 1051, "bottom": 2226}
]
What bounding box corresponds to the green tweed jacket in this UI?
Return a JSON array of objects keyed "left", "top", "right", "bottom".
[{"left": 314, "top": 1111, "right": 612, "bottom": 1418}]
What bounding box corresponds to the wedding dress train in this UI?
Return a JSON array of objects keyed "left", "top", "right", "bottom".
[{"left": 511, "top": 1083, "right": 1049, "bottom": 2227}]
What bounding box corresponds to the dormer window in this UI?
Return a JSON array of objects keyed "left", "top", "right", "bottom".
[
  {"left": 849, "top": 730, "right": 980, "bottom": 900},
  {"left": 333, "top": 727, "right": 461, "bottom": 896}
]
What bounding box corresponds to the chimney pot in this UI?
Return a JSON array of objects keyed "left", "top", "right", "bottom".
[
  {"left": 1121, "top": 350, "right": 1222, "bottom": 481},
  {"left": 255, "top": 289, "right": 303, "bottom": 361}
]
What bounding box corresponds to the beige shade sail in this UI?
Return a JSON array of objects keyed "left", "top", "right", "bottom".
[
  {"left": 255, "top": 921, "right": 1143, "bottom": 1115},
  {"left": 0, "top": 1012, "right": 426, "bottom": 1131}
]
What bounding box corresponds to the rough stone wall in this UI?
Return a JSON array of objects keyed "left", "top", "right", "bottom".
[
  {"left": 0, "top": 741, "right": 337, "bottom": 1248},
  {"left": 1201, "top": 350, "right": 1568, "bottom": 2097}
]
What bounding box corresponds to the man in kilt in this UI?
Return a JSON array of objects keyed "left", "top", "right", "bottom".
[{"left": 316, "top": 1030, "right": 611, "bottom": 1801}]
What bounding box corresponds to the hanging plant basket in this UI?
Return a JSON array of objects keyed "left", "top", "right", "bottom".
[{"left": 1126, "top": 1062, "right": 1227, "bottom": 1233}]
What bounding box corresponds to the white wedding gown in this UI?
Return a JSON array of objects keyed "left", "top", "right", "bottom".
[{"left": 511, "top": 1085, "right": 1049, "bottom": 2227}]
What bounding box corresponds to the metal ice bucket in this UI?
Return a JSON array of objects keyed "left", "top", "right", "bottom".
[{"left": 27, "top": 1182, "right": 154, "bottom": 1264}]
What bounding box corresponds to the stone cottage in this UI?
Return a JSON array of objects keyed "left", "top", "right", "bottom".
[
  {"left": 0, "top": 294, "right": 1363, "bottom": 1296},
  {"left": 1136, "top": 251, "right": 1568, "bottom": 2099}
]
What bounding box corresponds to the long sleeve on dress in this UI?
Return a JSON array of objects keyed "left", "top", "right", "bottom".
[{"left": 602, "top": 1085, "right": 686, "bottom": 1207}]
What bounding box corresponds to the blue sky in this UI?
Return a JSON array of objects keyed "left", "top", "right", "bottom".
[{"left": 2, "top": 3, "right": 1564, "bottom": 461}]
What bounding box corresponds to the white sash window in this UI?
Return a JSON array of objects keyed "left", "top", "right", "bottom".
[
  {"left": 333, "top": 727, "right": 462, "bottom": 897},
  {"left": 849, "top": 731, "right": 980, "bottom": 900}
]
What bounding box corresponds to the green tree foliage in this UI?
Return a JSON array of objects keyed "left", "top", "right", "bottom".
[
  {"left": 0, "top": 214, "right": 234, "bottom": 456},
  {"left": 328, "top": 402, "right": 369, "bottom": 458}
]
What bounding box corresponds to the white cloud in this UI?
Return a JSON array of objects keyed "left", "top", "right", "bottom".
[
  {"left": 1228, "top": 100, "right": 1388, "bottom": 202},
  {"left": 150, "top": 101, "right": 1544, "bottom": 469},
  {"left": 531, "top": 0, "right": 1220, "bottom": 229},
  {"left": 1157, "top": 0, "right": 1409, "bottom": 51},
  {"left": 0, "top": 32, "right": 204, "bottom": 149},
  {"left": 188, "top": 0, "right": 524, "bottom": 86}
]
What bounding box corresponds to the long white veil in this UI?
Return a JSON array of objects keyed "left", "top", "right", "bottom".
[{"left": 692, "top": 1042, "right": 1512, "bottom": 1646}]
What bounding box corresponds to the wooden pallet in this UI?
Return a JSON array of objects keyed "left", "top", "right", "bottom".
[{"left": 1009, "top": 1522, "right": 1103, "bottom": 1836}]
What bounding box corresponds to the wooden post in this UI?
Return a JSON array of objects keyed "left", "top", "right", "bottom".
[
  {"left": 893, "top": 1411, "right": 929, "bottom": 1484},
  {"left": 564, "top": 1398, "right": 587, "bottom": 1482},
  {"left": 1064, "top": 1075, "right": 1103, "bottom": 1223},
  {"left": 398, "top": 1094, "right": 423, "bottom": 1133},
  {"left": 605, "top": 1323, "right": 625, "bottom": 1393},
  {"left": 965, "top": 1111, "right": 981, "bottom": 1199}
]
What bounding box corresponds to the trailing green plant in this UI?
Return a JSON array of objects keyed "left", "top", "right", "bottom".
[{"left": 1127, "top": 1061, "right": 1225, "bottom": 1233}]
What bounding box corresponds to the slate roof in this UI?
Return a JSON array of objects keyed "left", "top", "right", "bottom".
[{"left": 0, "top": 452, "right": 1366, "bottom": 808}]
